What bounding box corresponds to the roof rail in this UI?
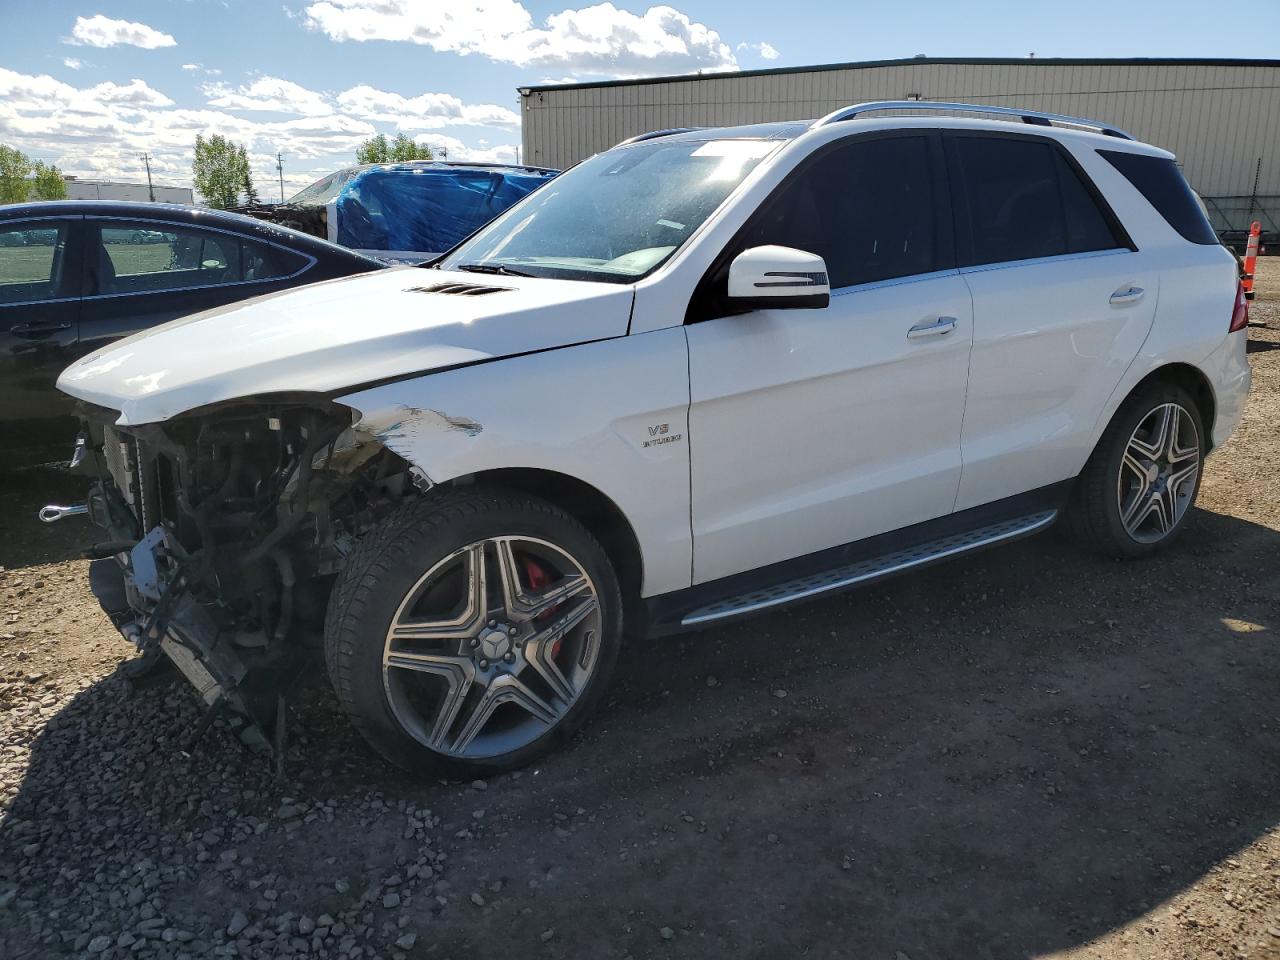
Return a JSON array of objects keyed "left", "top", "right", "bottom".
[
  {"left": 811, "top": 100, "right": 1134, "bottom": 140},
  {"left": 614, "top": 127, "right": 704, "bottom": 148}
]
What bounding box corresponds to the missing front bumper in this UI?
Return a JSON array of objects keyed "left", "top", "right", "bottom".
[{"left": 87, "top": 555, "right": 281, "bottom": 753}]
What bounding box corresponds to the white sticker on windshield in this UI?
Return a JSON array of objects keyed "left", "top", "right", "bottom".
[{"left": 691, "top": 140, "right": 777, "bottom": 159}]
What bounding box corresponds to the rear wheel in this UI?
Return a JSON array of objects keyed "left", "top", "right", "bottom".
[
  {"left": 1065, "top": 383, "right": 1205, "bottom": 558},
  {"left": 325, "top": 489, "right": 622, "bottom": 777}
]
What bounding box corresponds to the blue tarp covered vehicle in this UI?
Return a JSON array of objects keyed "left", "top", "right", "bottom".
[{"left": 244, "top": 161, "right": 559, "bottom": 262}]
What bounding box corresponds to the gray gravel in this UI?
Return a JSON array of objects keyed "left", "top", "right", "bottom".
[{"left": 0, "top": 670, "right": 467, "bottom": 960}]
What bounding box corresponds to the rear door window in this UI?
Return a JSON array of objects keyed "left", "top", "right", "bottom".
[
  {"left": 1098, "top": 150, "right": 1219, "bottom": 245},
  {"left": 947, "top": 135, "right": 1125, "bottom": 267},
  {"left": 90, "top": 223, "right": 242, "bottom": 296},
  {"left": 0, "top": 221, "right": 73, "bottom": 305}
]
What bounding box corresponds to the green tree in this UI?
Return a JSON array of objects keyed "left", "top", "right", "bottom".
[
  {"left": 355, "top": 133, "right": 435, "bottom": 164},
  {"left": 0, "top": 146, "right": 30, "bottom": 205},
  {"left": 32, "top": 164, "right": 68, "bottom": 200},
  {"left": 390, "top": 133, "right": 433, "bottom": 162},
  {"left": 0, "top": 144, "right": 68, "bottom": 204},
  {"left": 193, "top": 134, "right": 250, "bottom": 209},
  {"left": 239, "top": 145, "right": 260, "bottom": 205},
  {"left": 355, "top": 133, "right": 389, "bottom": 165}
]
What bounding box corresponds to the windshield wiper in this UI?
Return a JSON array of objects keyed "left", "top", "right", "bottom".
[{"left": 454, "top": 262, "right": 535, "bottom": 278}]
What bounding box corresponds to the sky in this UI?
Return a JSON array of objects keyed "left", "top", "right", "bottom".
[{"left": 0, "top": 0, "right": 1276, "bottom": 200}]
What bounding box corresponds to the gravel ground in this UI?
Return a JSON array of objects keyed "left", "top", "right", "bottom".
[{"left": 1, "top": 263, "right": 1278, "bottom": 960}]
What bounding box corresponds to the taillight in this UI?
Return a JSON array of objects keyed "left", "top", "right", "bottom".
[{"left": 1229, "top": 281, "right": 1249, "bottom": 332}]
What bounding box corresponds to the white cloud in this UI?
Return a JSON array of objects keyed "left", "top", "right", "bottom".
[
  {"left": 204, "top": 77, "right": 334, "bottom": 117},
  {"left": 0, "top": 68, "right": 366, "bottom": 189},
  {"left": 198, "top": 75, "right": 519, "bottom": 130},
  {"left": 63, "top": 58, "right": 84, "bottom": 71},
  {"left": 304, "top": 0, "right": 531, "bottom": 47},
  {"left": 68, "top": 14, "right": 177, "bottom": 49},
  {"left": 90, "top": 79, "right": 175, "bottom": 108},
  {"left": 336, "top": 85, "right": 519, "bottom": 130},
  {"left": 737, "top": 41, "right": 779, "bottom": 61},
  {"left": 0, "top": 69, "right": 172, "bottom": 114},
  {"left": 410, "top": 134, "right": 519, "bottom": 165},
  {"left": 304, "top": 0, "right": 737, "bottom": 77},
  {"left": 0, "top": 67, "right": 524, "bottom": 195}
]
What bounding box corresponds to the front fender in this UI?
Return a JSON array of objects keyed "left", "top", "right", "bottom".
[{"left": 338, "top": 328, "right": 693, "bottom": 597}]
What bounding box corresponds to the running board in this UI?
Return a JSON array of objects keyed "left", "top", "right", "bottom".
[{"left": 681, "top": 510, "right": 1058, "bottom": 627}]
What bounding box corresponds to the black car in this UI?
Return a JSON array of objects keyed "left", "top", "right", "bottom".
[{"left": 0, "top": 201, "right": 383, "bottom": 460}]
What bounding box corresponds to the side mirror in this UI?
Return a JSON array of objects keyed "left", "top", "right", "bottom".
[{"left": 726, "top": 245, "right": 830, "bottom": 310}]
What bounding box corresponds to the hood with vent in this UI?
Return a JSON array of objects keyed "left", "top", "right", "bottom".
[{"left": 57, "top": 266, "right": 634, "bottom": 425}]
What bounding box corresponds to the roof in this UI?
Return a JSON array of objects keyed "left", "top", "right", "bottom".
[
  {"left": 347, "top": 160, "right": 558, "bottom": 176},
  {"left": 609, "top": 109, "right": 1170, "bottom": 156},
  {"left": 0, "top": 199, "right": 254, "bottom": 221},
  {"left": 625, "top": 121, "right": 810, "bottom": 144},
  {"left": 523, "top": 55, "right": 1280, "bottom": 94},
  {"left": 0, "top": 200, "right": 382, "bottom": 264},
  {"left": 62, "top": 176, "right": 191, "bottom": 187}
]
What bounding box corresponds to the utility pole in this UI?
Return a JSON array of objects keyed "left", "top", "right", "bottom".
[
  {"left": 139, "top": 152, "right": 155, "bottom": 202},
  {"left": 276, "top": 152, "right": 285, "bottom": 204}
]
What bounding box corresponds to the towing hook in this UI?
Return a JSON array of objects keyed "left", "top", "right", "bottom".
[{"left": 39, "top": 503, "right": 89, "bottom": 523}]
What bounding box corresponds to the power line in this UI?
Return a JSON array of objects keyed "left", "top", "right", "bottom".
[{"left": 139, "top": 153, "right": 155, "bottom": 202}]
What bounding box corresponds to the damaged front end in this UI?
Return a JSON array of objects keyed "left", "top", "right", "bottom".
[{"left": 60, "top": 397, "right": 414, "bottom": 751}]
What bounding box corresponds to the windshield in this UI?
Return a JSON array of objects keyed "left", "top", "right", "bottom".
[
  {"left": 439, "top": 138, "right": 777, "bottom": 283},
  {"left": 285, "top": 167, "right": 361, "bottom": 206}
]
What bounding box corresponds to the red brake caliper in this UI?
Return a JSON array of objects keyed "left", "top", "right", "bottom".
[{"left": 520, "top": 556, "right": 564, "bottom": 659}]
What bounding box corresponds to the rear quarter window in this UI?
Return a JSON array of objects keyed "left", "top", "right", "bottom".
[
  {"left": 1098, "top": 150, "right": 1219, "bottom": 245},
  {"left": 241, "top": 238, "right": 307, "bottom": 281}
]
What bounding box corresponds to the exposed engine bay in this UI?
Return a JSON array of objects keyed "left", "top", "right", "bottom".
[{"left": 67, "top": 399, "right": 415, "bottom": 750}]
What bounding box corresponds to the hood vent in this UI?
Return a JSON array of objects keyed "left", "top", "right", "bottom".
[{"left": 406, "top": 281, "right": 511, "bottom": 297}]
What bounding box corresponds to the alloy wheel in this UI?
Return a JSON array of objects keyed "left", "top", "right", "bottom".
[
  {"left": 1116, "top": 402, "right": 1201, "bottom": 544},
  {"left": 381, "top": 536, "right": 601, "bottom": 760}
]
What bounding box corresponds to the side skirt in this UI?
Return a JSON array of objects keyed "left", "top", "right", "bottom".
[{"left": 642, "top": 482, "right": 1072, "bottom": 637}]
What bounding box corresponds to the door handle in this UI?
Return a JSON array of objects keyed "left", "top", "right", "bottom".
[
  {"left": 907, "top": 316, "right": 957, "bottom": 340},
  {"left": 1109, "top": 285, "right": 1145, "bottom": 305},
  {"left": 11, "top": 321, "right": 73, "bottom": 339}
]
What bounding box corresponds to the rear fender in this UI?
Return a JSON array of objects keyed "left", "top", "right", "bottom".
[{"left": 1082, "top": 247, "right": 1242, "bottom": 464}]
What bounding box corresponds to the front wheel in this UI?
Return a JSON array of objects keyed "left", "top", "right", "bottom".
[
  {"left": 1064, "top": 383, "right": 1206, "bottom": 558},
  {"left": 325, "top": 489, "right": 622, "bottom": 777}
]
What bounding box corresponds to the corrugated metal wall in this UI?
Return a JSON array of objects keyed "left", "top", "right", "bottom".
[
  {"left": 520, "top": 60, "right": 1280, "bottom": 198},
  {"left": 63, "top": 180, "right": 194, "bottom": 204}
]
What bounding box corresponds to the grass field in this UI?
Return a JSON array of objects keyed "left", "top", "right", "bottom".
[
  {"left": 0, "top": 245, "right": 57, "bottom": 285},
  {"left": 0, "top": 240, "right": 174, "bottom": 287},
  {"left": 100, "top": 242, "right": 175, "bottom": 275}
]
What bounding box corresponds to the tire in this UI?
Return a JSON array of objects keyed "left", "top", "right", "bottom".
[
  {"left": 324, "top": 487, "right": 622, "bottom": 778},
  {"left": 1064, "top": 382, "right": 1206, "bottom": 558}
]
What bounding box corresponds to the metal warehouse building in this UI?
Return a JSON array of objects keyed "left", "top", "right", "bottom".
[
  {"left": 61, "top": 177, "right": 194, "bottom": 205},
  {"left": 519, "top": 57, "right": 1280, "bottom": 240}
]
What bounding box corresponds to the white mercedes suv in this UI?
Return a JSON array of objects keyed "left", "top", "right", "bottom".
[{"left": 51, "top": 101, "right": 1251, "bottom": 775}]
